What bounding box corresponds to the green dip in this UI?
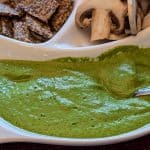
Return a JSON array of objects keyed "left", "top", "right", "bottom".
[{"left": 0, "top": 46, "right": 150, "bottom": 138}]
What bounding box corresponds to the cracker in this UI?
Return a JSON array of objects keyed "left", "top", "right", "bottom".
[
  {"left": 29, "top": 30, "right": 47, "bottom": 43},
  {"left": 14, "top": 0, "right": 32, "bottom": 6},
  {"left": 0, "top": 3, "right": 20, "bottom": 17},
  {"left": 5, "top": 0, "right": 33, "bottom": 16},
  {"left": 13, "top": 19, "right": 31, "bottom": 42},
  {"left": 1, "top": 17, "right": 13, "bottom": 37},
  {"left": 6, "top": 0, "right": 32, "bottom": 8},
  {"left": 51, "top": 0, "right": 73, "bottom": 31},
  {"left": 26, "top": 15, "right": 53, "bottom": 39},
  {"left": 24, "top": 0, "right": 59, "bottom": 23}
]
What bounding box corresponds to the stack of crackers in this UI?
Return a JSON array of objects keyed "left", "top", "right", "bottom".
[{"left": 0, "top": 0, "right": 73, "bottom": 43}]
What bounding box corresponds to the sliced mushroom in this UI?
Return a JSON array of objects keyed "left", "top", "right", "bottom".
[
  {"left": 137, "top": 7, "right": 144, "bottom": 32},
  {"left": 127, "top": 0, "right": 138, "bottom": 34},
  {"left": 76, "top": 0, "right": 150, "bottom": 42},
  {"left": 75, "top": 0, "right": 127, "bottom": 41},
  {"left": 137, "top": 0, "right": 150, "bottom": 15},
  {"left": 142, "top": 12, "right": 150, "bottom": 29}
]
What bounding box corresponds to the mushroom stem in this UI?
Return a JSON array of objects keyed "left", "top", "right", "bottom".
[
  {"left": 91, "top": 9, "right": 111, "bottom": 41},
  {"left": 128, "top": 0, "right": 137, "bottom": 34}
]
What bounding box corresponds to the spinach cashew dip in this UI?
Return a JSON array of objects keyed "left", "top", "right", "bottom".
[{"left": 0, "top": 46, "right": 150, "bottom": 138}]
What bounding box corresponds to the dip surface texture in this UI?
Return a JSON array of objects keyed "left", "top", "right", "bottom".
[{"left": 0, "top": 46, "right": 150, "bottom": 138}]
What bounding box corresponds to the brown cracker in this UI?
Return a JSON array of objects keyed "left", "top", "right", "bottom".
[
  {"left": 0, "top": 3, "right": 20, "bottom": 17},
  {"left": 13, "top": 19, "right": 31, "bottom": 42},
  {"left": 7, "top": 0, "right": 33, "bottom": 16},
  {"left": 26, "top": 15, "right": 53, "bottom": 39},
  {"left": 6, "top": 0, "right": 33, "bottom": 8},
  {"left": 0, "top": 0, "right": 73, "bottom": 43},
  {"left": 24, "top": 0, "right": 59, "bottom": 23},
  {"left": 51, "top": 0, "right": 73, "bottom": 31},
  {"left": 1, "top": 17, "right": 13, "bottom": 37},
  {"left": 29, "top": 30, "right": 47, "bottom": 43}
]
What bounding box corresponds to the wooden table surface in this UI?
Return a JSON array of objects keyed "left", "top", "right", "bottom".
[{"left": 0, "top": 135, "right": 149, "bottom": 150}]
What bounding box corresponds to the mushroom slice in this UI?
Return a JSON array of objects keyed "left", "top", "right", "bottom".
[
  {"left": 24, "top": 0, "right": 59, "bottom": 23},
  {"left": 137, "top": 7, "right": 144, "bottom": 32},
  {"left": 75, "top": 0, "right": 127, "bottom": 41},
  {"left": 142, "top": 13, "right": 150, "bottom": 29},
  {"left": 137, "top": 0, "right": 150, "bottom": 15},
  {"left": 137, "top": 13, "right": 142, "bottom": 32},
  {"left": 0, "top": 3, "right": 20, "bottom": 17},
  {"left": 127, "top": 0, "right": 137, "bottom": 34},
  {"left": 26, "top": 15, "right": 53, "bottom": 39}
]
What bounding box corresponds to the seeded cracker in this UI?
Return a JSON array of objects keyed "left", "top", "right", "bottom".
[
  {"left": 24, "top": 0, "right": 59, "bottom": 23},
  {"left": 26, "top": 15, "right": 53, "bottom": 39},
  {"left": 0, "top": 3, "right": 20, "bottom": 17},
  {"left": 0, "top": 0, "right": 73, "bottom": 43},
  {"left": 51, "top": 0, "right": 73, "bottom": 31},
  {"left": 9, "top": 0, "right": 33, "bottom": 6},
  {"left": 13, "top": 20, "right": 31, "bottom": 42},
  {"left": 30, "top": 31, "right": 46, "bottom": 43},
  {"left": 5, "top": 0, "right": 33, "bottom": 16},
  {"left": 1, "top": 17, "right": 13, "bottom": 37},
  {"left": 7, "top": 0, "right": 33, "bottom": 9}
]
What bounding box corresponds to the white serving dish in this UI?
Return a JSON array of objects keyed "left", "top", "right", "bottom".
[{"left": 0, "top": 0, "right": 150, "bottom": 146}]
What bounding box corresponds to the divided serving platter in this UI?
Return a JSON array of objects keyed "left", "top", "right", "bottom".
[{"left": 0, "top": 0, "right": 150, "bottom": 146}]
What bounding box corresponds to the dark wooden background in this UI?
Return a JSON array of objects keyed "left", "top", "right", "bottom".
[{"left": 0, "top": 135, "right": 149, "bottom": 150}]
